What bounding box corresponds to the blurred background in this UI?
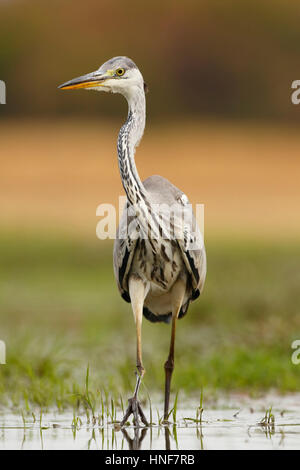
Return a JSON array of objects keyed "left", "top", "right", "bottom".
[{"left": 0, "top": 0, "right": 299, "bottom": 408}]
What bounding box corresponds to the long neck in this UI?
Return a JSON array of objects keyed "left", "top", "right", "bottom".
[
  {"left": 117, "top": 87, "right": 164, "bottom": 242},
  {"left": 117, "top": 86, "right": 147, "bottom": 206}
]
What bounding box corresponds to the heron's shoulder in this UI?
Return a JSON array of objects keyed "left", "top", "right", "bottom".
[
  {"left": 143, "top": 174, "right": 181, "bottom": 192},
  {"left": 143, "top": 175, "right": 187, "bottom": 205}
]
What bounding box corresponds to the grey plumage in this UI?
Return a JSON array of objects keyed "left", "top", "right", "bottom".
[
  {"left": 59, "top": 56, "right": 206, "bottom": 426},
  {"left": 113, "top": 174, "right": 206, "bottom": 323}
]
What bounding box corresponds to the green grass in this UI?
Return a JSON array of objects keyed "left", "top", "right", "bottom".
[{"left": 0, "top": 231, "right": 300, "bottom": 410}]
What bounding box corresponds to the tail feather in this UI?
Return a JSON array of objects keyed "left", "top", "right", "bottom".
[
  {"left": 143, "top": 307, "right": 171, "bottom": 324},
  {"left": 143, "top": 301, "right": 190, "bottom": 324}
]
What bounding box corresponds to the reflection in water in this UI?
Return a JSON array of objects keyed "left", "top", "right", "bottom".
[
  {"left": 164, "top": 425, "right": 180, "bottom": 450},
  {"left": 90, "top": 423, "right": 201, "bottom": 450},
  {"left": 164, "top": 426, "right": 171, "bottom": 450},
  {"left": 0, "top": 419, "right": 285, "bottom": 451},
  {"left": 1, "top": 400, "right": 300, "bottom": 450},
  {"left": 121, "top": 427, "right": 148, "bottom": 450},
  {"left": 120, "top": 424, "right": 195, "bottom": 450}
]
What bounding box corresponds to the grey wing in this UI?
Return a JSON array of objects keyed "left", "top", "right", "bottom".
[
  {"left": 177, "top": 190, "right": 206, "bottom": 298},
  {"left": 113, "top": 175, "right": 206, "bottom": 303},
  {"left": 177, "top": 218, "right": 207, "bottom": 299},
  {"left": 113, "top": 203, "right": 138, "bottom": 303},
  {"left": 143, "top": 175, "right": 206, "bottom": 300}
]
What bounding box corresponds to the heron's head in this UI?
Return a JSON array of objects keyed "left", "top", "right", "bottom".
[{"left": 58, "top": 56, "right": 147, "bottom": 98}]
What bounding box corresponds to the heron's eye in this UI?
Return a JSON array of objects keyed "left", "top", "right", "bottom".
[{"left": 116, "top": 68, "right": 125, "bottom": 77}]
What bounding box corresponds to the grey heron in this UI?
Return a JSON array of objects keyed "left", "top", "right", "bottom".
[{"left": 59, "top": 56, "right": 206, "bottom": 427}]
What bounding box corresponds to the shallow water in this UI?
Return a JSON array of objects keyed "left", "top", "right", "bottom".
[{"left": 0, "top": 394, "right": 299, "bottom": 450}]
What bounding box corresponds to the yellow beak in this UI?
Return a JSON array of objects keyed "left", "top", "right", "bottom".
[{"left": 58, "top": 70, "right": 111, "bottom": 91}]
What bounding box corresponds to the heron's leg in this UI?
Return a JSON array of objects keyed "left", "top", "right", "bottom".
[
  {"left": 120, "top": 275, "right": 149, "bottom": 427},
  {"left": 163, "top": 277, "right": 186, "bottom": 422}
]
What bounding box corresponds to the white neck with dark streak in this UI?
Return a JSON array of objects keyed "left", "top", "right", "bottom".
[
  {"left": 117, "top": 86, "right": 166, "bottom": 243},
  {"left": 117, "top": 85, "right": 147, "bottom": 206}
]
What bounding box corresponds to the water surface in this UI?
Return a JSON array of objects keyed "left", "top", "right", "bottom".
[{"left": 0, "top": 394, "right": 299, "bottom": 450}]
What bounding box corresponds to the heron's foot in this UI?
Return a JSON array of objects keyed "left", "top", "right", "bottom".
[{"left": 120, "top": 396, "right": 149, "bottom": 428}]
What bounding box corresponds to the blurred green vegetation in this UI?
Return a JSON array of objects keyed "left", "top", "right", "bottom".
[
  {"left": 0, "top": 232, "right": 299, "bottom": 409},
  {"left": 0, "top": 0, "right": 299, "bottom": 120}
]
